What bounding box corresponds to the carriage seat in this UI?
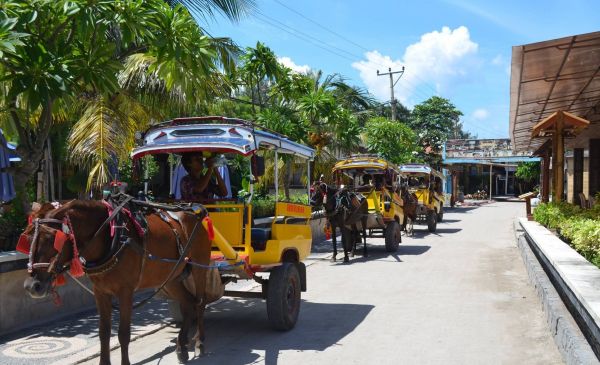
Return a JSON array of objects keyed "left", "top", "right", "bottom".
[{"left": 250, "top": 228, "right": 271, "bottom": 251}]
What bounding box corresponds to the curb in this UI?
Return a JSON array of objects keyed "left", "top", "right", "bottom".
[{"left": 514, "top": 219, "right": 599, "bottom": 365}]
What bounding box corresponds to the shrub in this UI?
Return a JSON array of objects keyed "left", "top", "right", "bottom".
[
  {"left": 533, "top": 202, "right": 580, "bottom": 230},
  {"left": 0, "top": 205, "right": 27, "bottom": 251},
  {"left": 559, "top": 218, "right": 600, "bottom": 260}
]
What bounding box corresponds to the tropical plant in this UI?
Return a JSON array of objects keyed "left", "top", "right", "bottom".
[
  {"left": 0, "top": 0, "right": 248, "bottom": 202},
  {"left": 363, "top": 117, "right": 419, "bottom": 165},
  {"left": 409, "top": 96, "right": 463, "bottom": 166}
]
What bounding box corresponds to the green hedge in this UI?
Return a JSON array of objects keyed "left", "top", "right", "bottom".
[
  {"left": 251, "top": 193, "right": 311, "bottom": 218},
  {"left": 533, "top": 201, "right": 600, "bottom": 267}
]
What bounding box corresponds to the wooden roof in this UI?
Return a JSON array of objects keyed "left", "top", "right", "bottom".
[
  {"left": 509, "top": 31, "right": 600, "bottom": 152},
  {"left": 531, "top": 110, "right": 590, "bottom": 137}
]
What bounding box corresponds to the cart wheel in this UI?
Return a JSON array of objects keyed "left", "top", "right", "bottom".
[
  {"left": 437, "top": 206, "right": 444, "bottom": 222},
  {"left": 384, "top": 221, "right": 401, "bottom": 252},
  {"left": 267, "top": 263, "right": 301, "bottom": 331},
  {"left": 427, "top": 211, "right": 437, "bottom": 232}
]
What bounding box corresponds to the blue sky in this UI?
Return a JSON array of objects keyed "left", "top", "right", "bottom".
[{"left": 202, "top": 0, "right": 599, "bottom": 138}]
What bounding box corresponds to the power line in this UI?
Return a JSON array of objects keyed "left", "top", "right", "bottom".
[
  {"left": 272, "top": 0, "right": 371, "bottom": 53},
  {"left": 270, "top": 0, "right": 440, "bottom": 97},
  {"left": 254, "top": 9, "right": 439, "bottom": 105}
]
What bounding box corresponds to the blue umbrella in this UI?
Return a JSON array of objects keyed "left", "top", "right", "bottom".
[{"left": 0, "top": 129, "right": 16, "bottom": 202}]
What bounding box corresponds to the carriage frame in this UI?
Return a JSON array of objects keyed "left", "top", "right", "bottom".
[
  {"left": 131, "top": 116, "right": 315, "bottom": 330},
  {"left": 399, "top": 163, "right": 446, "bottom": 233},
  {"left": 332, "top": 155, "right": 404, "bottom": 252}
]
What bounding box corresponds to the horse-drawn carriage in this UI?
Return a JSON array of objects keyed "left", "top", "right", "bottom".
[
  {"left": 399, "top": 164, "right": 445, "bottom": 233},
  {"left": 18, "top": 116, "right": 314, "bottom": 364},
  {"left": 331, "top": 155, "right": 404, "bottom": 254},
  {"left": 131, "top": 116, "right": 315, "bottom": 330}
]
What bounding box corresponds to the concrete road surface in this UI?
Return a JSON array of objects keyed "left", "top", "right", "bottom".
[{"left": 3, "top": 202, "right": 563, "bottom": 365}]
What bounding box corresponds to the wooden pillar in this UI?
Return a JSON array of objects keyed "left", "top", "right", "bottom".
[
  {"left": 542, "top": 149, "right": 550, "bottom": 202},
  {"left": 489, "top": 163, "right": 493, "bottom": 201},
  {"left": 553, "top": 112, "right": 565, "bottom": 202}
]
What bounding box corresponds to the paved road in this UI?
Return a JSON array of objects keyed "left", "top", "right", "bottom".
[{"left": 1, "top": 202, "right": 563, "bottom": 364}]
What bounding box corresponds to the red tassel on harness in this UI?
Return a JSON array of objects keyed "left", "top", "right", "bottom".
[
  {"left": 53, "top": 230, "right": 68, "bottom": 252},
  {"left": 53, "top": 274, "right": 66, "bottom": 287},
  {"left": 203, "top": 216, "right": 215, "bottom": 241},
  {"left": 70, "top": 240, "right": 84, "bottom": 278},
  {"left": 16, "top": 234, "right": 30, "bottom": 254}
]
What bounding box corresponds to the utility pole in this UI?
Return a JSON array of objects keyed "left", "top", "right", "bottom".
[{"left": 377, "top": 66, "right": 405, "bottom": 121}]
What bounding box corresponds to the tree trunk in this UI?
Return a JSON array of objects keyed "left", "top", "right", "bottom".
[
  {"left": 10, "top": 99, "right": 55, "bottom": 212},
  {"left": 284, "top": 158, "right": 292, "bottom": 201}
]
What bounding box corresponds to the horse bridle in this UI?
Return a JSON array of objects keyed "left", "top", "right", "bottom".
[{"left": 21, "top": 216, "right": 75, "bottom": 276}]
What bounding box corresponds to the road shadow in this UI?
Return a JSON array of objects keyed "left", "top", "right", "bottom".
[
  {"left": 0, "top": 294, "right": 171, "bottom": 344},
  {"left": 137, "top": 299, "right": 374, "bottom": 365},
  {"left": 432, "top": 228, "right": 462, "bottom": 234},
  {"left": 399, "top": 245, "right": 431, "bottom": 255},
  {"left": 448, "top": 206, "right": 479, "bottom": 213},
  {"left": 439, "top": 218, "right": 460, "bottom": 223}
]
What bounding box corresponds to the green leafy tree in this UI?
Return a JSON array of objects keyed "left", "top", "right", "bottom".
[
  {"left": 0, "top": 0, "right": 248, "bottom": 202},
  {"left": 515, "top": 161, "right": 540, "bottom": 194},
  {"left": 364, "top": 117, "right": 419, "bottom": 165},
  {"left": 409, "top": 96, "right": 463, "bottom": 166}
]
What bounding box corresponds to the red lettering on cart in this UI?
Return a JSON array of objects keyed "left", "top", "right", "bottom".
[{"left": 286, "top": 204, "right": 306, "bottom": 214}]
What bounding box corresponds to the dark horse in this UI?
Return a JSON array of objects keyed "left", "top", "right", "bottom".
[
  {"left": 310, "top": 181, "right": 368, "bottom": 262},
  {"left": 19, "top": 199, "right": 212, "bottom": 365},
  {"left": 399, "top": 184, "right": 419, "bottom": 236}
]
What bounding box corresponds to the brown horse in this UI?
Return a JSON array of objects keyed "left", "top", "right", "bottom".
[
  {"left": 310, "top": 182, "right": 368, "bottom": 262},
  {"left": 19, "top": 199, "right": 212, "bottom": 365},
  {"left": 400, "top": 185, "right": 418, "bottom": 236}
]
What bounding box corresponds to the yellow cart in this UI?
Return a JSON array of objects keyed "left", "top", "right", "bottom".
[
  {"left": 132, "top": 116, "right": 315, "bottom": 330},
  {"left": 332, "top": 155, "right": 404, "bottom": 252}
]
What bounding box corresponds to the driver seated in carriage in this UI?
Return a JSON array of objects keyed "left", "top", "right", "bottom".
[{"left": 180, "top": 152, "right": 228, "bottom": 201}]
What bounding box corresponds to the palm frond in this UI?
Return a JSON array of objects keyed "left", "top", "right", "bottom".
[
  {"left": 68, "top": 96, "right": 139, "bottom": 191},
  {"left": 165, "top": 0, "right": 256, "bottom": 23}
]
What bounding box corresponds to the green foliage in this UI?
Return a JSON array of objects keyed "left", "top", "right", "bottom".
[
  {"left": 250, "top": 193, "right": 309, "bottom": 218},
  {"left": 560, "top": 218, "right": 600, "bottom": 260},
  {"left": 534, "top": 201, "right": 600, "bottom": 268},
  {"left": 0, "top": 203, "right": 26, "bottom": 251},
  {"left": 409, "top": 96, "right": 463, "bottom": 165},
  {"left": 515, "top": 162, "right": 540, "bottom": 182},
  {"left": 364, "top": 117, "right": 419, "bottom": 165},
  {"left": 533, "top": 202, "right": 580, "bottom": 230}
]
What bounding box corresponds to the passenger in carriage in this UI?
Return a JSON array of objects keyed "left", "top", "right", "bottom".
[{"left": 180, "top": 152, "right": 228, "bottom": 200}]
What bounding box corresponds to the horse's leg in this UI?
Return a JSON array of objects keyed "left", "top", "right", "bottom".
[
  {"left": 94, "top": 290, "right": 113, "bottom": 365},
  {"left": 351, "top": 224, "right": 358, "bottom": 257},
  {"left": 330, "top": 220, "right": 337, "bottom": 262},
  {"left": 165, "top": 282, "right": 197, "bottom": 363},
  {"left": 116, "top": 290, "right": 134, "bottom": 365},
  {"left": 190, "top": 268, "right": 208, "bottom": 357},
  {"left": 362, "top": 217, "right": 368, "bottom": 257},
  {"left": 193, "top": 301, "right": 207, "bottom": 357},
  {"left": 341, "top": 226, "right": 350, "bottom": 263}
]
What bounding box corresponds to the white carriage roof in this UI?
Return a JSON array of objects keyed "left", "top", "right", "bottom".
[
  {"left": 399, "top": 164, "right": 443, "bottom": 178},
  {"left": 131, "top": 118, "right": 315, "bottom": 160}
]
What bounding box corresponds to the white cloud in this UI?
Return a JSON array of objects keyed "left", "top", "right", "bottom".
[
  {"left": 352, "top": 26, "right": 479, "bottom": 106},
  {"left": 472, "top": 108, "right": 490, "bottom": 120},
  {"left": 492, "top": 54, "right": 503, "bottom": 66},
  {"left": 278, "top": 56, "right": 310, "bottom": 74}
]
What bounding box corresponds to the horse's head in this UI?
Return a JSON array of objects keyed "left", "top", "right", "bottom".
[{"left": 20, "top": 201, "right": 104, "bottom": 298}]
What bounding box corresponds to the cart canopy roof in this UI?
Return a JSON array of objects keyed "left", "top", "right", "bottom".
[
  {"left": 399, "top": 164, "right": 444, "bottom": 178},
  {"left": 333, "top": 155, "right": 399, "bottom": 176},
  {"left": 131, "top": 116, "right": 315, "bottom": 160}
]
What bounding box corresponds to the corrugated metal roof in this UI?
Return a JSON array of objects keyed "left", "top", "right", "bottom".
[{"left": 509, "top": 31, "right": 600, "bottom": 152}]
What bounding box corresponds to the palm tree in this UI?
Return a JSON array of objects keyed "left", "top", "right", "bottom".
[{"left": 0, "top": 0, "right": 252, "bottom": 202}]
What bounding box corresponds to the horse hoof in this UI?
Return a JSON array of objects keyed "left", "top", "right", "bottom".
[
  {"left": 195, "top": 343, "right": 205, "bottom": 357},
  {"left": 176, "top": 347, "right": 189, "bottom": 363},
  {"left": 330, "top": 256, "right": 337, "bottom": 262},
  {"left": 343, "top": 256, "right": 349, "bottom": 263}
]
